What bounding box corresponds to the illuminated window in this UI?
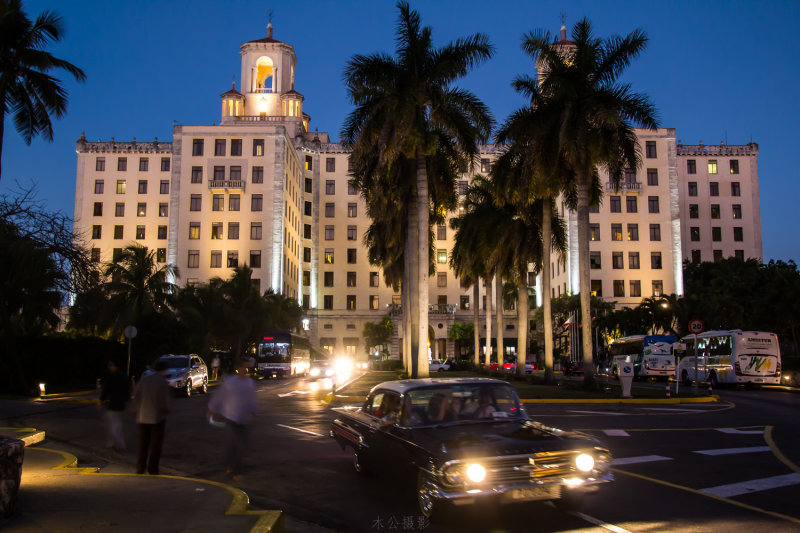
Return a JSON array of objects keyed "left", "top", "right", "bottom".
[
  {"left": 627, "top": 223, "right": 639, "bottom": 241},
  {"left": 708, "top": 160, "right": 718, "bottom": 174},
  {"left": 347, "top": 272, "right": 356, "bottom": 287},
  {"left": 611, "top": 223, "right": 622, "bottom": 241},
  {"left": 136, "top": 226, "right": 145, "bottom": 240},
  {"left": 156, "top": 248, "right": 166, "bottom": 263},
  {"left": 116, "top": 180, "right": 126, "bottom": 194},
  {"left": 137, "top": 203, "right": 146, "bottom": 216},
  {"left": 253, "top": 139, "right": 264, "bottom": 156},
  {"left": 437, "top": 249, "right": 447, "bottom": 263},
  {"left": 227, "top": 251, "right": 238, "bottom": 268},
  {"left": 347, "top": 203, "right": 357, "bottom": 217},
  {"left": 303, "top": 271, "right": 310, "bottom": 286},
  {"left": 732, "top": 205, "right": 742, "bottom": 219},
  {"left": 370, "top": 272, "right": 379, "bottom": 287},
  {"left": 690, "top": 227, "right": 700, "bottom": 241},
  {"left": 325, "top": 249, "right": 334, "bottom": 264},
  {"left": 347, "top": 295, "right": 356, "bottom": 310},
  {"left": 590, "top": 223, "right": 600, "bottom": 241},
  {"left": 370, "top": 296, "right": 379, "bottom": 310},
  {"left": 590, "top": 280, "right": 602, "bottom": 297},
  {"left": 652, "top": 280, "right": 663, "bottom": 297},
  {"left": 211, "top": 222, "right": 223, "bottom": 240},
  {"left": 305, "top": 155, "right": 313, "bottom": 170},
  {"left": 189, "top": 222, "right": 200, "bottom": 240},
  {"left": 730, "top": 160, "right": 739, "bottom": 174}
]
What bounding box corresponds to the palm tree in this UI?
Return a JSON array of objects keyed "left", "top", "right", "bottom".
[
  {"left": 0, "top": 0, "right": 86, "bottom": 181},
  {"left": 216, "top": 265, "right": 265, "bottom": 360},
  {"left": 172, "top": 279, "right": 230, "bottom": 359},
  {"left": 343, "top": 1, "right": 493, "bottom": 378},
  {"left": 520, "top": 19, "right": 658, "bottom": 384}
]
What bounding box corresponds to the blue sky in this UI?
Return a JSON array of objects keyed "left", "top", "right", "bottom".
[{"left": 3, "top": 0, "right": 799, "bottom": 262}]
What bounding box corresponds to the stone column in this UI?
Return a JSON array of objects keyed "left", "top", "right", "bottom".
[{"left": 0, "top": 437, "right": 24, "bottom": 517}]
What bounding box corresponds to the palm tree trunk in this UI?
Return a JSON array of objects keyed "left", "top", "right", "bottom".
[
  {"left": 473, "top": 282, "right": 480, "bottom": 368},
  {"left": 402, "top": 273, "right": 410, "bottom": 372},
  {"left": 407, "top": 193, "right": 420, "bottom": 378},
  {"left": 577, "top": 176, "right": 595, "bottom": 385},
  {"left": 542, "top": 200, "right": 554, "bottom": 382},
  {"left": 495, "top": 274, "right": 504, "bottom": 366},
  {"left": 0, "top": 114, "right": 4, "bottom": 182},
  {"left": 517, "top": 283, "right": 528, "bottom": 378},
  {"left": 416, "top": 154, "right": 430, "bottom": 378},
  {"left": 485, "top": 274, "right": 493, "bottom": 367}
]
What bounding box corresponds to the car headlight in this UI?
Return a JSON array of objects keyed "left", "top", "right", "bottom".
[
  {"left": 465, "top": 463, "right": 486, "bottom": 482},
  {"left": 575, "top": 453, "right": 594, "bottom": 472},
  {"left": 309, "top": 368, "right": 320, "bottom": 377}
]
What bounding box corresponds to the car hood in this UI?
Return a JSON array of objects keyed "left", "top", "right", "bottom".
[{"left": 403, "top": 420, "right": 600, "bottom": 460}]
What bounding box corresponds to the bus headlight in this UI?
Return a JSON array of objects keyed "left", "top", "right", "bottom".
[
  {"left": 575, "top": 453, "right": 594, "bottom": 472},
  {"left": 309, "top": 367, "right": 320, "bottom": 377},
  {"left": 465, "top": 463, "right": 486, "bottom": 482}
]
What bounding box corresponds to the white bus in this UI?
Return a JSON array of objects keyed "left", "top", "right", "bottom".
[
  {"left": 676, "top": 330, "right": 781, "bottom": 387},
  {"left": 608, "top": 335, "right": 678, "bottom": 380}
]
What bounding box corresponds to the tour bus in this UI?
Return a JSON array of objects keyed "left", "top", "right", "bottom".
[
  {"left": 609, "top": 334, "right": 678, "bottom": 380},
  {"left": 676, "top": 330, "right": 781, "bottom": 387},
  {"left": 256, "top": 331, "right": 311, "bottom": 378}
]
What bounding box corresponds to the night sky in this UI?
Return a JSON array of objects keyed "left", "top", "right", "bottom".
[{"left": 2, "top": 0, "right": 798, "bottom": 262}]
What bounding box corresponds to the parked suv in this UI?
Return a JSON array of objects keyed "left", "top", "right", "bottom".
[{"left": 144, "top": 354, "right": 208, "bottom": 396}]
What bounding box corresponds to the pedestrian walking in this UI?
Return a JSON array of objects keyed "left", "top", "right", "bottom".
[
  {"left": 207, "top": 358, "right": 257, "bottom": 479},
  {"left": 97, "top": 360, "right": 130, "bottom": 451},
  {"left": 211, "top": 354, "right": 221, "bottom": 381},
  {"left": 132, "top": 360, "right": 171, "bottom": 475}
]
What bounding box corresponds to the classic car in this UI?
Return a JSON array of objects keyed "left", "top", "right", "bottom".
[{"left": 330, "top": 378, "right": 612, "bottom": 519}]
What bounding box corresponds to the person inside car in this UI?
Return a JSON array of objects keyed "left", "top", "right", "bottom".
[
  {"left": 426, "top": 393, "right": 457, "bottom": 423},
  {"left": 474, "top": 387, "right": 497, "bottom": 419},
  {"left": 375, "top": 394, "right": 401, "bottom": 426},
  {"left": 399, "top": 395, "right": 422, "bottom": 426}
]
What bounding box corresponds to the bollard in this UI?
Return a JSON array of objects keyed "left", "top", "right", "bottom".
[{"left": 666, "top": 383, "right": 671, "bottom": 399}]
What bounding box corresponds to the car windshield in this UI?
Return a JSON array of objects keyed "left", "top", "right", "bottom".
[
  {"left": 158, "top": 357, "right": 190, "bottom": 369},
  {"left": 400, "top": 383, "right": 525, "bottom": 427}
]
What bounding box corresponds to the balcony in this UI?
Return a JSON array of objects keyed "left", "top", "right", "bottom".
[
  {"left": 208, "top": 180, "right": 245, "bottom": 191},
  {"left": 388, "top": 303, "right": 457, "bottom": 316},
  {"left": 605, "top": 181, "right": 641, "bottom": 193}
]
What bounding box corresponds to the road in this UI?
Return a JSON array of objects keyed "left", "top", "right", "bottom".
[{"left": 2, "top": 375, "right": 799, "bottom": 532}]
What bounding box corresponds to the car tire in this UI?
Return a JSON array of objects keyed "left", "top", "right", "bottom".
[
  {"left": 554, "top": 490, "right": 585, "bottom": 512},
  {"left": 201, "top": 378, "right": 208, "bottom": 394},
  {"left": 416, "top": 471, "right": 444, "bottom": 520},
  {"left": 681, "top": 370, "right": 691, "bottom": 386},
  {"left": 185, "top": 380, "right": 192, "bottom": 397},
  {"left": 437, "top": 368, "right": 445, "bottom": 372}
]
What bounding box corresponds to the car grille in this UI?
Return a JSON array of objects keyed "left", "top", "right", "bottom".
[{"left": 486, "top": 451, "right": 578, "bottom": 485}]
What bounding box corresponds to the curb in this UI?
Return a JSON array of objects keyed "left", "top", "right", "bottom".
[
  {"left": 0, "top": 427, "right": 46, "bottom": 446},
  {"left": 521, "top": 395, "right": 720, "bottom": 404}
]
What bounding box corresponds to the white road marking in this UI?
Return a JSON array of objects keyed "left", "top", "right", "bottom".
[
  {"left": 638, "top": 407, "right": 703, "bottom": 412},
  {"left": 700, "top": 473, "right": 800, "bottom": 498},
  {"left": 694, "top": 446, "right": 772, "bottom": 456},
  {"left": 278, "top": 390, "right": 312, "bottom": 397},
  {"left": 571, "top": 511, "right": 633, "bottom": 533},
  {"left": 602, "top": 429, "right": 630, "bottom": 437},
  {"left": 716, "top": 428, "right": 764, "bottom": 435},
  {"left": 276, "top": 424, "right": 326, "bottom": 438},
  {"left": 568, "top": 410, "right": 627, "bottom": 416},
  {"left": 611, "top": 455, "right": 673, "bottom": 466}
]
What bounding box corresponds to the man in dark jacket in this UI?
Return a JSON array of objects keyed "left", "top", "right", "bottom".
[
  {"left": 98, "top": 360, "right": 130, "bottom": 451},
  {"left": 132, "top": 360, "right": 171, "bottom": 474}
]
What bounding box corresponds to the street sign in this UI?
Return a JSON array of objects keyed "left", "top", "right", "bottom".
[
  {"left": 688, "top": 319, "right": 705, "bottom": 335},
  {"left": 123, "top": 325, "right": 138, "bottom": 339}
]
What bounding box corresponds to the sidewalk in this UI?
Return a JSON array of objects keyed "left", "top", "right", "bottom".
[{"left": 0, "top": 428, "right": 283, "bottom": 533}]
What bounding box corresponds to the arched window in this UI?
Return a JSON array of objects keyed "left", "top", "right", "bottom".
[{"left": 256, "top": 56, "right": 274, "bottom": 93}]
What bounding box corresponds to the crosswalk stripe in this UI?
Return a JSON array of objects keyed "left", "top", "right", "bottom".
[
  {"left": 694, "top": 446, "right": 771, "bottom": 456},
  {"left": 611, "top": 455, "right": 673, "bottom": 466},
  {"left": 602, "top": 429, "right": 630, "bottom": 437},
  {"left": 700, "top": 473, "right": 800, "bottom": 498}
]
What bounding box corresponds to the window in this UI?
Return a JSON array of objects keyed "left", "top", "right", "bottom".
[
  {"left": 645, "top": 141, "right": 657, "bottom": 158},
  {"left": 347, "top": 272, "right": 357, "bottom": 287},
  {"left": 460, "top": 295, "right": 470, "bottom": 310},
  {"left": 687, "top": 159, "right": 696, "bottom": 174},
  {"left": 646, "top": 168, "right": 658, "bottom": 186},
  {"left": 303, "top": 201, "right": 312, "bottom": 216},
  {"left": 91, "top": 248, "right": 101, "bottom": 262},
  {"left": 303, "top": 271, "right": 310, "bottom": 286},
  {"left": 230, "top": 166, "right": 241, "bottom": 181},
  {"left": 94, "top": 180, "right": 104, "bottom": 194},
  {"left": 630, "top": 280, "right": 641, "bottom": 298},
  {"left": 211, "top": 222, "right": 223, "bottom": 240},
  {"left": 153, "top": 248, "right": 165, "bottom": 263},
  {"left": 733, "top": 227, "right": 743, "bottom": 242},
  {"left": 231, "top": 139, "right": 242, "bottom": 156},
  {"left": 437, "top": 249, "right": 447, "bottom": 263},
  {"left": 116, "top": 180, "right": 126, "bottom": 194},
  {"left": 590, "top": 223, "right": 600, "bottom": 241},
  {"left": 347, "top": 248, "right": 357, "bottom": 264},
  {"left": 370, "top": 296, "right": 380, "bottom": 310},
  {"left": 626, "top": 196, "right": 637, "bottom": 213},
  {"left": 347, "top": 225, "right": 357, "bottom": 241},
  {"left": 251, "top": 194, "right": 263, "bottom": 211},
  {"left": 188, "top": 250, "right": 199, "bottom": 268},
  {"left": 591, "top": 280, "right": 603, "bottom": 297},
  {"left": 229, "top": 194, "right": 240, "bottom": 211},
  {"left": 228, "top": 222, "right": 239, "bottom": 240},
  {"left": 348, "top": 182, "right": 356, "bottom": 195},
  {"left": 648, "top": 196, "right": 659, "bottom": 213},
  {"left": 611, "top": 252, "right": 623, "bottom": 269},
  {"left": 652, "top": 280, "right": 663, "bottom": 297},
  {"left": 304, "top": 224, "right": 312, "bottom": 239},
  {"left": 91, "top": 225, "right": 101, "bottom": 239},
  {"left": 214, "top": 139, "right": 226, "bottom": 156},
  {"left": 708, "top": 160, "right": 718, "bottom": 174},
  {"left": 609, "top": 195, "right": 621, "bottom": 213},
  {"left": 480, "top": 158, "right": 491, "bottom": 172},
  {"left": 93, "top": 202, "right": 103, "bottom": 216},
  {"left": 305, "top": 155, "right": 313, "bottom": 170},
  {"left": 649, "top": 223, "right": 661, "bottom": 241},
  {"left": 139, "top": 158, "right": 149, "bottom": 172},
  {"left": 732, "top": 205, "right": 742, "bottom": 219},
  {"left": 624, "top": 169, "right": 636, "bottom": 184},
  {"left": 731, "top": 182, "right": 741, "bottom": 196},
  {"left": 629, "top": 252, "right": 640, "bottom": 269},
  {"left": 305, "top": 178, "right": 312, "bottom": 193},
  {"left": 191, "top": 166, "right": 203, "bottom": 183},
  {"left": 690, "top": 227, "right": 700, "bottom": 241},
  {"left": 115, "top": 203, "right": 125, "bottom": 217},
  {"left": 651, "top": 252, "right": 662, "bottom": 269},
  {"left": 117, "top": 157, "right": 127, "bottom": 171},
  {"left": 689, "top": 204, "right": 699, "bottom": 218},
  {"left": 210, "top": 251, "right": 222, "bottom": 268},
  {"left": 158, "top": 225, "right": 167, "bottom": 239},
  {"left": 611, "top": 223, "right": 622, "bottom": 241},
  {"left": 303, "top": 247, "right": 311, "bottom": 262},
  {"left": 326, "top": 157, "right": 335, "bottom": 172},
  {"left": 189, "top": 222, "right": 200, "bottom": 239},
  {"left": 366, "top": 272, "right": 378, "bottom": 288},
  {"left": 192, "top": 139, "right": 204, "bottom": 156},
  {"left": 114, "top": 225, "right": 123, "bottom": 239},
  {"left": 160, "top": 180, "right": 169, "bottom": 194},
  {"left": 688, "top": 182, "right": 697, "bottom": 196},
  {"left": 437, "top": 273, "right": 447, "bottom": 287},
  {"left": 730, "top": 159, "right": 739, "bottom": 174},
  {"left": 324, "top": 272, "right": 334, "bottom": 287},
  {"left": 250, "top": 250, "right": 261, "bottom": 268},
  {"left": 96, "top": 157, "right": 105, "bottom": 171},
  {"left": 347, "top": 203, "right": 357, "bottom": 217},
  {"left": 710, "top": 204, "right": 720, "bottom": 219},
  {"left": 613, "top": 280, "right": 625, "bottom": 297},
  {"left": 590, "top": 252, "right": 601, "bottom": 269},
  {"left": 734, "top": 250, "right": 744, "bottom": 260},
  {"left": 324, "top": 249, "right": 334, "bottom": 264},
  {"left": 321, "top": 225, "right": 333, "bottom": 240},
  {"left": 214, "top": 166, "right": 225, "bottom": 181},
  {"left": 190, "top": 194, "right": 202, "bottom": 211},
  {"left": 627, "top": 223, "right": 639, "bottom": 241},
  {"left": 710, "top": 182, "right": 719, "bottom": 196},
  {"left": 227, "top": 251, "right": 238, "bottom": 268},
  {"left": 213, "top": 194, "right": 224, "bottom": 211},
  {"left": 691, "top": 250, "right": 701, "bottom": 263},
  {"left": 712, "top": 227, "right": 722, "bottom": 241},
  {"left": 247, "top": 166, "right": 262, "bottom": 184},
  {"left": 458, "top": 180, "right": 468, "bottom": 196},
  {"left": 346, "top": 295, "right": 356, "bottom": 310},
  {"left": 161, "top": 158, "right": 170, "bottom": 171},
  {"left": 437, "top": 225, "right": 447, "bottom": 240},
  {"left": 253, "top": 139, "right": 264, "bottom": 156},
  {"left": 713, "top": 250, "right": 723, "bottom": 262},
  {"left": 323, "top": 295, "right": 333, "bottom": 310},
  {"left": 250, "top": 222, "right": 262, "bottom": 240},
  {"left": 325, "top": 180, "right": 335, "bottom": 194},
  {"left": 112, "top": 248, "right": 123, "bottom": 262},
  {"left": 135, "top": 202, "right": 146, "bottom": 216},
  {"left": 325, "top": 203, "right": 335, "bottom": 217}
]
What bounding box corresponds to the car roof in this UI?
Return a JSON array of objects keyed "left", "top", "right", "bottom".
[
  {"left": 157, "top": 354, "right": 197, "bottom": 359},
  {"left": 370, "top": 377, "right": 509, "bottom": 395}
]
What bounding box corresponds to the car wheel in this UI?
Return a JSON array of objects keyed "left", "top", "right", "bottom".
[
  {"left": 681, "top": 370, "right": 691, "bottom": 386},
  {"left": 709, "top": 372, "right": 719, "bottom": 389},
  {"left": 437, "top": 368, "right": 445, "bottom": 372},
  {"left": 201, "top": 378, "right": 208, "bottom": 394},
  {"left": 185, "top": 380, "right": 192, "bottom": 397},
  {"left": 416, "top": 471, "right": 444, "bottom": 520},
  {"left": 554, "top": 490, "right": 585, "bottom": 512}
]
